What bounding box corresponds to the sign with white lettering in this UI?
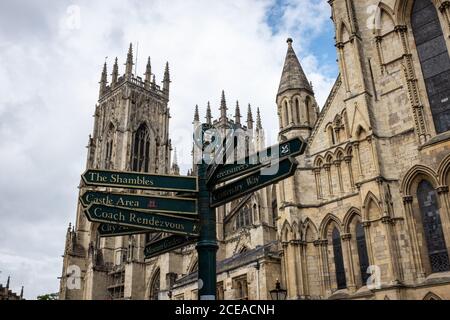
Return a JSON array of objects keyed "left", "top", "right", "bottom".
[
  {"left": 210, "top": 157, "right": 298, "bottom": 208},
  {"left": 80, "top": 190, "right": 197, "bottom": 216},
  {"left": 97, "top": 223, "right": 145, "bottom": 237},
  {"left": 144, "top": 235, "right": 198, "bottom": 259},
  {"left": 84, "top": 204, "right": 200, "bottom": 236},
  {"left": 81, "top": 169, "right": 198, "bottom": 192}
]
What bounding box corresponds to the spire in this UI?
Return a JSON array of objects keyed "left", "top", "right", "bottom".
[
  {"left": 6, "top": 275, "right": 10, "bottom": 289},
  {"left": 206, "top": 102, "right": 212, "bottom": 125},
  {"left": 247, "top": 104, "right": 254, "bottom": 129},
  {"left": 99, "top": 62, "right": 108, "bottom": 97},
  {"left": 277, "top": 38, "right": 313, "bottom": 97},
  {"left": 163, "top": 62, "right": 170, "bottom": 94},
  {"left": 152, "top": 74, "right": 156, "bottom": 89},
  {"left": 194, "top": 105, "right": 200, "bottom": 122},
  {"left": 256, "top": 107, "right": 262, "bottom": 129},
  {"left": 145, "top": 57, "right": 152, "bottom": 88},
  {"left": 125, "top": 43, "right": 134, "bottom": 79},
  {"left": 219, "top": 90, "right": 228, "bottom": 123},
  {"left": 235, "top": 101, "right": 241, "bottom": 125},
  {"left": 171, "top": 148, "right": 180, "bottom": 175},
  {"left": 111, "top": 57, "right": 118, "bottom": 88}
]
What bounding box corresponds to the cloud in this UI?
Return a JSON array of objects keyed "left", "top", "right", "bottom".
[{"left": 0, "top": 0, "right": 336, "bottom": 299}]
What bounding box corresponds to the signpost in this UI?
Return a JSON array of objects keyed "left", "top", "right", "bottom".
[
  {"left": 210, "top": 157, "right": 298, "bottom": 208},
  {"left": 97, "top": 223, "right": 146, "bottom": 237},
  {"left": 80, "top": 190, "right": 197, "bottom": 216},
  {"left": 84, "top": 203, "right": 199, "bottom": 236},
  {"left": 80, "top": 121, "right": 307, "bottom": 300},
  {"left": 82, "top": 169, "right": 198, "bottom": 192},
  {"left": 207, "top": 137, "right": 306, "bottom": 185},
  {"left": 144, "top": 235, "right": 198, "bottom": 259}
]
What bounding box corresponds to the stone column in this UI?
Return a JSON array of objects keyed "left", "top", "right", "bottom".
[
  {"left": 318, "top": 240, "right": 331, "bottom": 295},
  {"left": 362, "top": 221, "right": 375, "bottom": 266},
  {"left": 324, "top": 164, "right": 333, "bottom": 196},
  {"left": 341, "top": 233, "right": 356, "bottom": 291},
  {"left": 314, "top": 240, "right": 326, "bottom": 296},
  {"left": 402, "top": 195, "right": 426, "bottom": 281},
  {"left": 314, "top": 168, "right": 323, "bottom": 199},
  {"left": 344, "top": 155, "right": 355, "bottom": 191},
  {"left": 300, "top": 242, "right": 309, "bottom": 298},
  {"left": 334, "top": 160, "right": 344, "bottom": 194},
  {"left": 437, "top": 186, "right": 450, "bottom": 256},
  {"left": 336, "top": 42, "right": 350, "bottom": 92},
  {"left": 353, "top": 142, "right": 363, "bottom": 179},
  {"left": 381, "top": 216, "right": 402, "bottom": 284}
]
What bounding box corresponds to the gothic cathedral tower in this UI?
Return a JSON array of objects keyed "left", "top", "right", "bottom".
[{"left": 59, "top": 44, "right": 173, "bottom": 300}]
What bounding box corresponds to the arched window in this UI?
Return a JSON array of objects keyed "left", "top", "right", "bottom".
[
  {"left": 131, "top": 123, "right": 151, "bottom": 172},
  {"left": 332, "top": 227, "right": 347, "bottom": 289},
  {"left": 327, "top": 125, "right": 336, "bottom": 146},
  {"left": 295, "top": 98, "right": 301, "bottom": 124},
  {"left": 411, "top": 0, "right": 450, "bottom": 133},
  {"left": 104, "top": 125, "right": 114, "bottom": 169},
  {"left": 356, "top": 222, "right": 370, "bottom": 285},
  {"left": 149, "top": 268, "right": 160, "bottom": 300},
  {"left": 417, "top": 180, "right": 450, "bottom": 273},
  {"left": 284, "top": 101, "right": 289, "bottom": 126},
  {"left": 271, "top": 186, "right": 278, "bottom": 227}
]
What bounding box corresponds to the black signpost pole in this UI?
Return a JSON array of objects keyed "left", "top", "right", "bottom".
[{"left": 196, "top": 160, "right": 218, "bottom": 300}]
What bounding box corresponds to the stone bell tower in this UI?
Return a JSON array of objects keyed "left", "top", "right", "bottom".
[{"left": 59, "top": 43, "right": 174, "bottom": 300}]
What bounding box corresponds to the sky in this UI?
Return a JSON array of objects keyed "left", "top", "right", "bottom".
[{"left": 0, "top": 0, "right": 337, "bottom": 299}]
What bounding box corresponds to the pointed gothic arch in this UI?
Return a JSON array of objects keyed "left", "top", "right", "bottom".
[
  {"left": 149, "top": 268, "right": 160, "bottom": 300},
  {"left": 302, "top": 217, "right": 319, "bottom": 242},
  {"left": 401, "top": 165, "right": 439, "bottom": 195},
  {"left": 363, "top": 192, "right": 382, "bottom": 221},
  {"left": 319, "top": 213, "right": 342, "bottom": 239},
  {"left": 438, "top": 153, "right": 450, "bottom": 185},
  {"left": 281, "top": 220, "right": 293, "bottom": 242},
  {"left": 423, "top": 291, "right": 443, "bottom": 300},
  {"left": 131, "top": 122, "right": 152, "bottom": 172}
]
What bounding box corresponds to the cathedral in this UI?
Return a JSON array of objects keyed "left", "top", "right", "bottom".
[{"left": 59, "top": 0, "right": 450, "bottom": 300}]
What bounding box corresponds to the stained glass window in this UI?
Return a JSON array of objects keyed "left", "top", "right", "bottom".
[
  {"left": 356, "top": 222, "right": 370, "bottom": 285},
  {"left": 131, "top": 123, "right": 151, "bottom": 172},
  {"left": 332, "top": 227, "right": 347, "bottom": 289},
  {"left": 417, "top": 180, "right": 450, "bottom": 273},
  {"left": 412, "top": 0, "right": 450, "bottom": 133}
]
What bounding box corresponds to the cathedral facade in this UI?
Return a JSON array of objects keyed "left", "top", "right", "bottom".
[{"left": 60, "top": 0, "right": 450, "bottom": 300}]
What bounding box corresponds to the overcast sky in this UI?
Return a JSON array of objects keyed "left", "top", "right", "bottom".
[{"left": 0, "top": 0, "right": 337, "bottom": 299}]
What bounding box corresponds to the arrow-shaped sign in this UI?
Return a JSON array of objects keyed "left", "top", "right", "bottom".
[
  {"left": 80, "top": 190, "right": 197, "bottom": 216},
  {"left": 81, "top": 169, "right": 198, "bottom": 193},
  {"left": 144, "top": 235, "right": 198, "bottom": 259},
  {"left": 210, "top": 157, "right": 298, "bottom": 208},
  {"left": 97, "top": 223, "right": 146, "bottom": 237},
  {"left": 207, "top": 137, "right": 306, "bottom": 186},
  {"left": 84, "top": 203, "right": 200, "bottom": 237}
]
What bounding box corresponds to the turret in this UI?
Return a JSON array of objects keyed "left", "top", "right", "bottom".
[
  {"left": 219, "top": 90, "right": 228, "bottom": 125},
  {"left": 206, "top": 102, "right": 212, "bottom": 125},
  {"left": 99, "top": 62, "right": 107, "bottom": 98},
  {"left": 277, "top": 38, "right": 318, "bottom": 140},
  {"left": 247, "top": 104, "right": 254, "bottom": 130},
  {"left": 235, "top": 101, "right": 241, "bottom": 125},
  {"left": 111, "top": 57, "right": 118, "bottom": 89},
  {"left": 163, "top": 62, "right": 170, "bottom": 95},
  {"left": 125, "top": 43, "right": 134, "bottom": 80},
  {"left": 145, "top": 57, "right": 152, "bottom": 89}
]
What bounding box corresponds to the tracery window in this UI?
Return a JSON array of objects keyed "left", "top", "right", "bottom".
[
  {"left": 417, "top": 180, "right": 450, "bottom": 273},
  {"left": 131, "top": 123, "right": 151, "bottom": 172},
  {"left": 411, "top": 0, "right": 450, "bottom": 133},
  {"left": 356, "top": 222, "right": 370, "bottom": 285},
  {"left": 149, "top": 269, "right": 160, "bottom": 300},
  {"left": 332, "top": 227, "right": 347, "bottom": 290}
]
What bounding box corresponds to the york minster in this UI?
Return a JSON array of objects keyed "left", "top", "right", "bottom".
[{"left": 54, "top": 0, "right": 450, "bottom": 300}]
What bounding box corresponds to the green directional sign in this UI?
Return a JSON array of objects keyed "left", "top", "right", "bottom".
[
  {"left": 211, "top": 157, "right": 298, "bottom": 208},
  {"left": 208, "top": 137, "right": 306, "bottom": 185},
  {"left": 80, "top": 190, "right": 197, "bottom": 216},
  {"left": 144, "top": 235, "right": 198, "bottom": 259},
  {"left": 81, "top": 169, "right": 198, "bottom": 193},
  {"left": 84, "top": 204, "right": 200, "bottom": 237},
  {"left": 97, "top": 223, "right": 146, "bottom": 237}
]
